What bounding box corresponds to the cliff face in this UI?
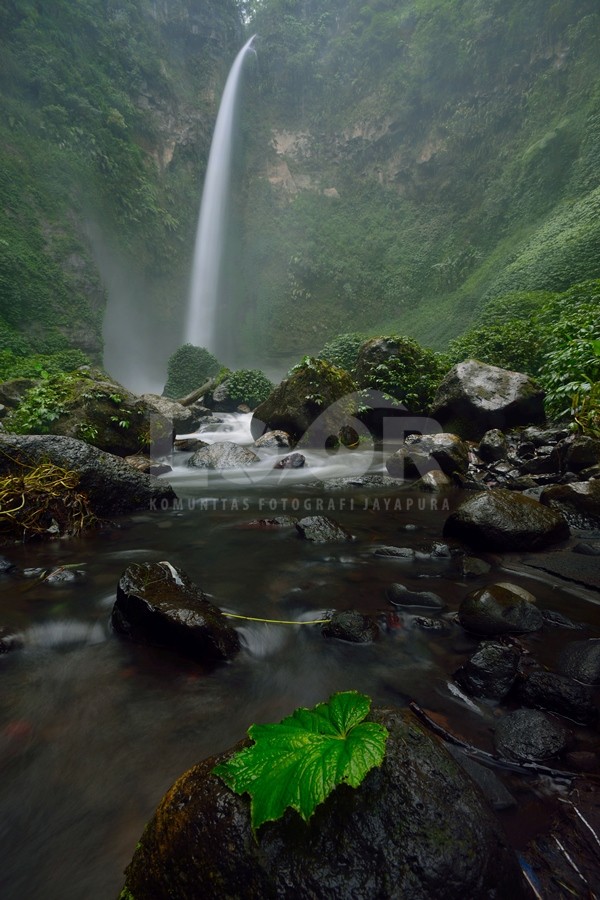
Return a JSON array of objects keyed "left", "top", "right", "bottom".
[
  {"left": 235, "top": 0, "right": 600, "bottom": 361},
  {"left": 0, "top": 0, "right": 241, "bottom": 381}
]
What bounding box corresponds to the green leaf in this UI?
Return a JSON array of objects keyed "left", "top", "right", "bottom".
[{"left": 212, "top": 691, "right": 388, "bottom": 834}]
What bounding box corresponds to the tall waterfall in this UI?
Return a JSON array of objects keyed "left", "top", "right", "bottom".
[{"left": 184, "top": 35, "right": 256, "bottom": 356}]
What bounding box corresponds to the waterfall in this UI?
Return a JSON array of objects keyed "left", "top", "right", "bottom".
[{"left": 184, "top": 35, "right": 256, "bottom": 357}]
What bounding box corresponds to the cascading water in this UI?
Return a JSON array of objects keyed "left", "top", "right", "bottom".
[{"left": 185, "top": 35, "right": 256, "bottom": 357}]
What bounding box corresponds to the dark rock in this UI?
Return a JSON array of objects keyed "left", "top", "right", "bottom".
[
  {"left": 516, "top": 440, "right": 536, "bottom": 460},
  {"left": 430, "top": 360, "right": 545, "bottom": 441},
  {"left": 458, "top": 582, "right": 543, "bottom": 636},
  {"left": 251, "top": 358, "right": 356, "bottom": 446},
  {"left": 372, "top": 546, "right": 415, "bottom": 559},
  {"left": 454, "top": 641, "right": 521, "bottom": 700},
  {"left": 140, "top": 393, "right": 203, "bottom": 435},
  {"left": 431, "top": 542, "right": 452, "bottom": 558},
  {"left": 443, "top": 489, "right": 569, "bottom": 551},
  {"left": 274, "top": 452, "right": 306, "bottom": 469},
  {"left": 411, "top": 616, "right": 450, "bottom": 632},
  {"left": 557, "top": 639, "right": 600, "bottom": 685},
  {"left": 112, "top": 562, "right": 240, "bottom": 663},
  {"left": 0, "top": 625, "right": 23, "bottom": 653},
  {"left": 0, "top": 378, "right": 36, "bottom": 409},
  {"left": 414, "top": 470, "right": 453, "bottom": 491},
  {"left": 519, "top": 452, "right": 560, "bottom": 476},
  {"left": 540, "top": 480, "right": 600, "bottom": 529},
  {"left": 295, "top": 516, "right": 354, "bottom": 543},
  {"left": 452, "top": 556, "right": 491, "bottom": 578},
  {"left": 572, "top": 541, "right": 600, "bottom": 556},
  {"left": 122, "top": 707, "right": 528, "bottom": 900},
  {"left": 0, "top": 434, "right": 176, "bottom": 517},
  {"left": 564, "top": 435, "right": 600, "bottom": 472},
  {"left": 541, "top": 609, "right": 580, "bottom": 629},
  {"left": 494, "top": 709, "right": 568, "bottom": 762},
  {"left": 446, "top": 747, "right": 517, "bottom": 810},
  {"left": 386, "top": 433, "right": 469, "bottom": 479},
  {"left": 516, "top": 670, "right": 597, "bottom": 725},
  {"left": 322, "top": 610, "right": 379, "bottom": 643},
  {"left": 478, "top": 429, "right": 508, "bottom": 462},
  {"left": 386, "top": 583, "right": 444, "bottom": 610},
  {"left": 174, "top": 438, "right": 208, "bottom": 452},
  {"left": 44, "top": 566, "right": 86, "bottom": 584},
  {"left": 0, "top": 555, "right": 16, "bottom": 574},
  {"left": 246, "top": 516, "right": 299, "bottom": 528},
  {"left": 521, "top": 426, "right": 569, "bottom": 447},
  {"left": 253, "top": 430, "right": 292, "bottom": 449},
  {"left": 187, "top": 441, "right": 260, "bottom": 469}
]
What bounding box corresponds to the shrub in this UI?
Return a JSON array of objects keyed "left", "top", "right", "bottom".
[
  {"left": 356, "top": 335, "right": 449, "bottom": 414},
  {"left": 317, "top": 332, "right": 366, "bottom": 375},
  {"left": 0, "top": 349, "right": 89, "bottom": 382},
  {"left": 218, "top": 369, "right": 274, "bottom": 408},
  {"left": 447, "top": 320, "right": 544, "bottom": 374},
  {"left": 6, "top": 372, "right": 79, "bottom": 434},
  {"left": 163, "top": 344, "right": 221, "bottom": 399}
]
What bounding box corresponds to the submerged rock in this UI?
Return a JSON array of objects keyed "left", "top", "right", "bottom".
[
  {"left": 458, "top": 582, "right": 543, "bottom": 636},
  {"left": 274, "top": 452, "right": 306, "bottom": 469},
  {"left": 322, "top": 610, "right": 379, "bottom": 643},
  {"left": 516, "top": 670, "right": 597, "bottom": 724},
  {"left": 0, "top": 625, "right": 22, "bottom": 653},
  {"left": 112, "top": 562, "right": 240, "bottom": 663},
  {"left": 121, "top": 706, "right": 528, "bottom": 900},
  {"left": 386, "top": 583, "right": 444, "bottom": 611},
  {"left": 443, "top": 489, "right": 569, "bottom": 551},
  {"left": 430, "top": 360, "right": 545, "bottom": 441},
  {"left": 557, "top": 639, "right": 600, "bottom": 685},
  {"left": 540, "top": 480, "right": 600, "bottom": 529},
  {"left": 295, "top": 516, "right": 354, "bottom": 543}
]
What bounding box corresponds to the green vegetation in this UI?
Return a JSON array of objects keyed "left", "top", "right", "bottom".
[
  {"left": 217, "top": 368, "right": 274, "bottom": 408},
  {"left": 163, "top": 344, "right": 222, "bottom": 399},
  {"left": 6, "top": 372, "right": 81, "bottom": 434},
  {"left": 0, "top": 349, "right": 89, "bottom": 382},
  {"left": 356, "top": 336, "right": 449, "bottom": 414},
  {"left": 213, "top": 691, "right": 388, "bottom": 835},
  {"left": 318, "top": 332, "right": 366, "bottom": 375}
]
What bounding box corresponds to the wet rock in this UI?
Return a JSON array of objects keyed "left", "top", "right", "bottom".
[
  {"left": 478, "top": 429, "right": 508, "bottom": 462},
  {"left": 386, "top": 583, "right": 444, "bottom": 610},
  {"left": 430, "top": 360, "right": 545, "bottom": 441},
  {"left": 452, "top": 556, "right": 491, "bottom": 578},
  {"left": 443, "top": 489, "right": 569, "bottom": 551},
  {"left": 494, "top": 709, "right": 568, "bottom": 762},
  {"left": 0, "top": 625, "right": 22, "bottom": 653},
  {"left": 274, "top": 452, "right": 306, "bottom": 469},
  {"left": 372, "top": 546, "right": 415, "bottom": 559},
  {"left": 246, "top": 516, "right": 299, "bottom": 529},
  {"left": 521, "top": 425, "right": 569, "bottom": 447},
  {"left": 295, "top": 516, "right": 354, "bottom": 543},
  {"left": 187, "top": 441, "right": 260, "bottom": 469},
  {"left": 386, "top": 433, "right": 469, "bottom": 479},
  {"left": 124, "top": 455, "right": 172, "bottom": 476},
  {"left": 0, "top": 378, "right": 36, "bottom": 409},
  {"left": 573, "top": 541, "right": 600, "bottom": 556},
  {"left": 558, "top": 639, "right": 600, "bottom": 685},
  {"left": 458, "top": 582, "right": 543, "bottom": 636},
  {"left": 121, "top": 707, "right": 528, "bottom": 900},
  {"left": 541, "top": 609, "right": 580, "bottom": 629},
  {"left": 44, "top": 566, "right": 86, "bottom": 584},
  {"left": 446, "top": 747, "right": 516, "bottom": 810},
  {"left": 174, "top": 438, "right": 208, "bottom": 452},
  {"left": 414, "top": 469, "right": 453, "bottom": 491},
  {"left": 454, "top": 641, "right": 521, "bottom": 700},
  {"left": 540, "top": 480, "right": 600, "bottom": 529},
  {"left": 563, "top": 435, "right": 600, "bottom": 473},
  {"left": 516, "top": 670, "right": 597, "bottom": 725},
  {"left": 0, "top": 434, "right": 176, "bottom": 516},
  {"left": 140, "top": 393, "right": 203, "bottom": 434},
  {"left": 411, "top": 616, "right": 450, "bottom": 633},
  {"left": 0, "top": 555, "right": 16, "bottom": 574},
  {"left": 251, "top": 358, "right": 356, "bottom": 446},
  {"left": 322, "top": 610, "right": 379, "bottom": 643},
  {"left": 253, "top": 430, "right": 292, "bottom": 449},
  {"left": 112, "top": 562, "right": 240, "bottom": 663}
]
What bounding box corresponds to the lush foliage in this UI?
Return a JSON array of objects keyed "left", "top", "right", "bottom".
[
  {"left": 213, "top": 691, "right": 388, "bottom": 835},
  {"left": 5, "top": 372, "right": 80, "bottom": 434},
  {"left": 356, "top": 335, "right": 449, "bottom": 414},
  {"left": 0, "top": 349, "right": 90, "bottom": 383},
  {"left": 219, "top": 368, "right": 274, "bottom": 408},
  {"left": 318, "top": 332, "right": 366, "bottom": 375},
  {"left": 163, "top": 344, "right": 222, "bottom": 399}
]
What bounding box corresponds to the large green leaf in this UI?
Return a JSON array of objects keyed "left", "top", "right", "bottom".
[{"left": 212, "top": 691, "right": 388, "bottom": 834}]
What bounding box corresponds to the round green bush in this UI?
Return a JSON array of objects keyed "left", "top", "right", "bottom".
[
  {"left": 222, "top": 369, "right": 273, "bottom": 408},
  {"left": 317, "top": 332, "right": 366, "bottom": 375},
  {"left": 163, "top": 344, "right": 221, "bottom": 399}
]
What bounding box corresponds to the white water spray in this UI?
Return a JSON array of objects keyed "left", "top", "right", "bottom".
[{"left": 185, "top": 35, "right": 256, "bottom": 355}]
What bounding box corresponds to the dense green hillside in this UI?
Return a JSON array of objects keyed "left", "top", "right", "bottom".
[
  {"left": 0, "top": 0, "right": 242, "bottom": 384},
  {"left": 236, "top": 0, "right": 600, "bottom": 361}
]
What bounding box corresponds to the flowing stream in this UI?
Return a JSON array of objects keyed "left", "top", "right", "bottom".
[{"left": 1, "top": 415, "right": 599, "bottom": 899}]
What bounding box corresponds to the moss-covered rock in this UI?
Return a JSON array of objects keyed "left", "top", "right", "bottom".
[{"left": 251, "top": 357, "right": 357, "bottom": 446}]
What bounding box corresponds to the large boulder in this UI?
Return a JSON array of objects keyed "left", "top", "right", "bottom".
[
  {"left": 0, "top": 434, "right": 176, "bottom": 517},
  {"left": 443, "top": 489, "right": 569, "bottom": 551},
  {"left": 454, "top": 641, "right": 521, "bottom": 699},
  {"left": 430, "top": 360, "right": 545, "bottom": 441},
  {"left": 458, "top": 583, "right": 544, "bottom": 636},
  {"left": 251, "top": 358, "right": 356, "bottom": 446},
  {"left": 494, "top": 709, "right": 568, "bottom": 762},
  {"left": 355, "top": 335, "right": 445, "bottom": 415},
  {"left": 140, "top": 393, "right": 203, "bottom": 435},
  {"left": 386, "top": 433, "right": 468, "bottom": 479},
  {"left": 7, "top": 370, "right": 173, "bottom": 456},
  {"left": 187, "top": 441, "right": 260, "bottom": 469},
  {"left": 112, "top": 562, "right": 240, "bottom": 663},
  {"left": 121, "top": 706, "right": 528, "bottom": 900},
  {"left": 540, "top": 480, "right": 600, "bottom": 529}
]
